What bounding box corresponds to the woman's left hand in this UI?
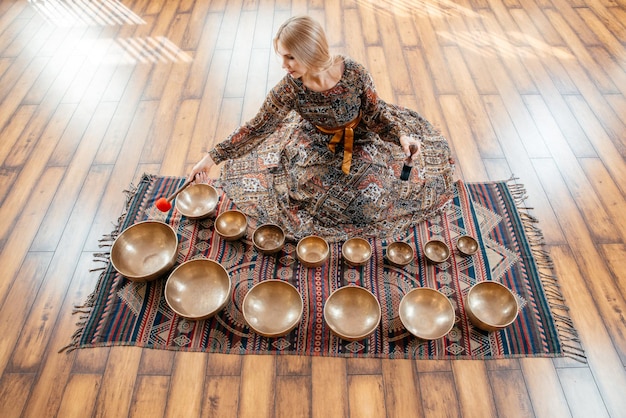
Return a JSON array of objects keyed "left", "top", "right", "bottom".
[{"left": 399, "top": 135, "right": 421, "bottom": 161}]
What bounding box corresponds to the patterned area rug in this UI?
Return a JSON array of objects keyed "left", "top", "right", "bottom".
[{"left": 64, "top": 174, "right": 584, "bottom": 360}]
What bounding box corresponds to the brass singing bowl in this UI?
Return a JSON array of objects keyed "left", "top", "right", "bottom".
[
  {"left": 466, "top": 281, "right": 519, "bottom": 332},
  {"left": 215, "top": 210, "right": 247, "bottom": 241},
  {"left": 386, "top": 241, "right": 414, "bottom": 267},
  {"left": 399, "top": 288, "right": 456, "bottom": 340},
  {"left": 175, "top": 183, "right": 219, "bottom": 219},
  {"left": 164, "top": 259, "right": 231, "bottom": 320},
  {"left": 242, "top": 280, "right": 303, "bottom": 337},
  {"left": 342, "top": 237, "right": 372, "bottom": 266},
  {"left": 110, "top": 221, "right": 178, "bottom": 282},
  {"left": 324, "top": 286, "right": 381, "bottom": 341},
  {"left": 457, "top": 235, "right": 479, "bottom": 256},
  {"left": 253, "top": 224, "right": 285, "bottom": 255},
  {"left": 424, "top": 239, "right": 451, "bottom": 263},
  {"left": 296, "top": 235, "right": 330, "bottom": 268}
]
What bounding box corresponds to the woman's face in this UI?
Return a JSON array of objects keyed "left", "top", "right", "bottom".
[{"left": 276, "top": 41, "right": 308, "bottom": 79}]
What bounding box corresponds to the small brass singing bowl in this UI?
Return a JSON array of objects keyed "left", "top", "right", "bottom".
[
  {"left": 214, "top": 210, "right": 248, "bottom": 241},
  {"left": 175, "top": 183, "right": 219, "bottom": 219},
  {"left": 164, "top": 259, "right": 231, "bottom": 320},
  {"left": 342, "top": 237, "right": 372, "bottom": 266},
  {"left": 466, "top": 281, "right": 519, "bottom": 332},
  {"left": 399, "top": 288, "right": 455, "bottom": 340},
  {"left": 386, "top": 241, "right": 414, "bottom": 267},
  {"left": 252, "top": 224, "right": 285, "bottom": 255},
  {"left": 242, "top": 280, "right": 304, "bottom": 337},
  {"left": 296, "top": 235, "right": 330, "bottom": 268},
  {"left": 323, "top": 286, "right": 381, "bottom": 341},
  {"left": 457, "top": 235, "right": 479, "bottom": 256},
  {"left": 423, "top": 239, "right": 451, "bottom": 263},
  {"left": 111, "top": 221, "right": 178, "bottom": 282}
]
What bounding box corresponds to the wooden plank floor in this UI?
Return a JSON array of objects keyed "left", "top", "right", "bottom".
[{"left": 0, "top": 0, "right": 625, "bottom": 416}]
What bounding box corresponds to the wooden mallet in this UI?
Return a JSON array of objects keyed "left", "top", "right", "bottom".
[{"left": 155, "top": 178, "right": 194, "bottom": 212}]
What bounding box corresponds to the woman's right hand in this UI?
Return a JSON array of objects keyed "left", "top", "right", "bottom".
[{"left": 187, "top": 153, "right": 215, "bottom": 182}]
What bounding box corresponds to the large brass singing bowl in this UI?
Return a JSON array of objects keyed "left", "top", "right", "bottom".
[
  {"left": 110, "top": 221, "right": 178, "bottom": 282},
  {"left": 324, "top": 286, "right": 381, "bottom": 341},
  {"left": 215, "top": 210, "right": 247, "bottom": 241},
  {"left": 175, "top": 183, "right": 219, "bottom": 219},
  {"left": 399, "top": 288, "right": 455, "bottom": 340},
  {"left": 164, "top": 259, "right": 231, "bottom": 320},
  {"left": 457, "top": 235, "right": 479, "bottom": 256},
  {"left": 296, "top": 235, "right": 329, "bottom": 268},
  {"left": 424, "top": 239, "right": 451, "bottom": 263},
  {"left": 386, "top": 241, "right": 414, "bottom": 267},
  {"left": 242, "top": 280, "right": 303, "bottom": 337},
  {"left": 466, "top": 281, "right": 519, "bottom": 332},
  {"left": 342, "top": 237, "right": 372, "bottom": 266},
  {"left": 253, "top": 224, "right": 285, "bottom": 255}
]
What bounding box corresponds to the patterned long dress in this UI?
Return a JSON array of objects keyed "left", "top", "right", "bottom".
[{"left": 208, "top": 57, "right": 455, "bottom": 243}]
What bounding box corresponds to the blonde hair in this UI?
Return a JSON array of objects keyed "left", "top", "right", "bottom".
[{"left": 273, "top": 16, "right": 334, "bottom": 73}]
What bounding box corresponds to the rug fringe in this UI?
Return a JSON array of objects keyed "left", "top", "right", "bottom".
[
  {"left": 506, "top": 178, "right": 587, "bottom": 363},
  {"left": 60, "top": 174, "right": 153, "bottom": 354}
]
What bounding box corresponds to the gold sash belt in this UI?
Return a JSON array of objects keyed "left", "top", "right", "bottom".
[{"left": 316, "top": 112, "right": 362, "bottom": 174}]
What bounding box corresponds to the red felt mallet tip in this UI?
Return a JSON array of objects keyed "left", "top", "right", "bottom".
[
  {"left": 155, "top": 178, "right": 194, "bottom": 212},
  {"left": 155, "top": 197, "right": 172, "bottom": 212}
]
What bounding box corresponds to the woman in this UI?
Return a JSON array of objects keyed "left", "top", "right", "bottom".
[{"left": 189, "top": 15, "right": 455, "bottom": 242}]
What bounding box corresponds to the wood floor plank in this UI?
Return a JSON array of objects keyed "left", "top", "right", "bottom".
[
  {"left": 520, "top": 358, "right": 571, "bottom": 418},
  {"left": 0, "top": 166, "right": 63, "bottom": 308},
  {"left": 130, "top": 375, "right": 169, "bottom": 418},
  {"left": 238, "top": 355, "right": 275, "bottom": 418},
  {"left": 488, "top": 369, "right": 535, "bottom": 418},
  {"left": 0, "top": 373, "right": 36, "bottom": 418},
  {"left": 164, "top": 352, "right": 207, "bottom": 417},
  {"left": 599, "top": 244, "right": 626, "bottom": 304},
  {"left": 312, "top": 357, "right": 348, "bottom": 418},
  {"left": 418, "top": 371, "right": 460, "bottom": 418},
  {"left": 348, "top": 375, "right": 386, "bottom": 418},
  {"left": 202, "top": 376, "right": 241, "bottom": 417},
  {"left": 381, "top": 359, "right": 423, "bottom": 418},
  {"left": 276, "top": 375, "right": 312, "bottom": 418},
  {"left": 452, "top": 361, "right": 497, "bottom": 418},
  {"left": 57, "top": 374, "right": 102, "bottom": 418}
]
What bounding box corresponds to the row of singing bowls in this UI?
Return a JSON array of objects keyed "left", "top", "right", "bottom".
[
  {"left": 175, "top": 184, "right": 220, "bottom": 219},
  {"left": 110, "top": 221, "right": 179, "bottom": 282},
  {"left": 424, "top": 235, "right": 479, "bottom": 263}
]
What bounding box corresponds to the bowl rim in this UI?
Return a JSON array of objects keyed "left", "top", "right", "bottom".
[
  {"left": 242, "top": 279, "right": 304, "bottom": 337},
  {"left": 296, "top": 235, "right": 330, "bottom": 267},
  {"left": 423, "top": 239, "right": 451, "bottom": 263},
  {"left": 323, "top": 285, "right": 382, "bottom": 341},
  {"left": 164, "top": 258, "right": 232, "bottom": 320},
  {"left": 214, "top": 209, "right": 248, "bottom": 239},
  {"left": 110, "top": 220, "right": 179, "bottom": 282},
  {"left": 252, "top": 223, "right": 286, "bottom": 253},
  {"left": 386, "top": 241, "right": 414, "bottom": 267},
  {"left": 174, "top": 183, "right": 219, "bottom": 219},
  {"left": 466, "top": 281, "right": 519, "bottom": 330},
  {"left": 341, "top": 237, "right": 372, "bottom": 265},
  {"left": 399, "top": 287, "right": 455, "bottom": 340},
  {"left": 456, "top": 234, "right": 479, "bottom": 256}
]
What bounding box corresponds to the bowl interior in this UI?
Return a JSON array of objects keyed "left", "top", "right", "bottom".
[
  {"left": 165, "top": 259, "right": 231, "bottom": 320},
  {"left": 342, "top": 238, "right": 372, "bottom": 265},
  {"left": 111, "top": 221, "right": 178, "bottom": 281},
  {"left": 243, "top": 280, "right": 303, "bottom": 337},
  {"left": 297, "top": 236, "right": 329, "bottom": 266},
  {"left": 324, "top": 286, "right": 381, "bottom": 341},
  {"left": 457, "top": 235, "right": 479, "bottom": 256},
  {"left": 253, "top": 224, "right": 285, "bottom": 253},
  {"left": 467, "top": 282, "right": 519, "bottom": 330},
  {"left": 175, "top": 184, "right": 219, "bottom": 219},
  {"left": 215, "top": 210, "right": 247, "bottom": 239},
  {"left": 386, "top": 241, "right": 414, "bottom": 266},
  {"left": 399, "top": 288, "right": 455, "bottom": 340},
  {"left": 424, "top": 239, "right": 451, "bottom": 263}
]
